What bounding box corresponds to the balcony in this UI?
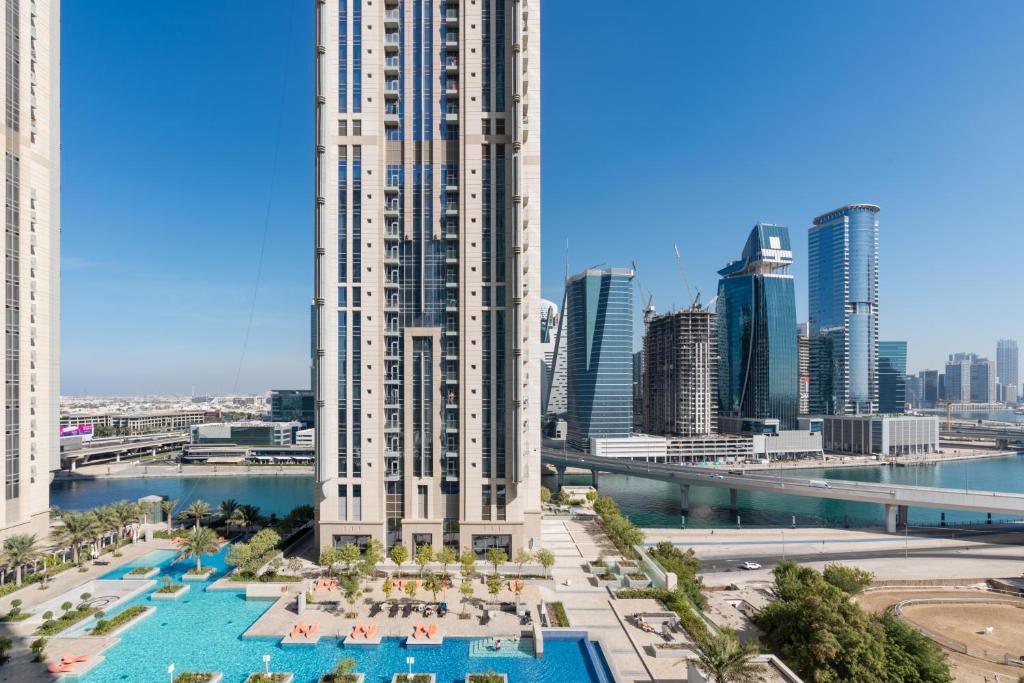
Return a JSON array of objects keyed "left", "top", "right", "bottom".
[
  {"left": 445, "top": 58, "right": 458, "bottom": 73},
  {"left": 445, "top": 110, "right": 459, "bottom": 123},
  {"left": 384, "top": 56, "right": 400, "bottom": 76},
  {"left": 444, "top": 201, "right": 459, "bottom": 216},
  {"left": 445, "top": 81, "right": 458, "bottom": 98},
  {"left": 384, "top": 8, "right": 400, "bottom": 27},
  {"left": 385, "top": 33, "right": 400, "bottom": 51},
  {"left": 384, "top": 249, "right": 400, "bottom": 265},
  {"left": 445, "top": 33, "right": 459, "bottom": 49},
  {"left": 384, "top": 201, "right": 400, "bottom": 217},
  {"left": 445, "top": 8, "right": 458, "bottom": 25},
  {"left": 443, "top": 173, "right": 458, "bottom": 191},
  {"left": 445, "top": 421, "right": 459, "bottom": 433},
  {"left": 385, "top": 81, "right": 401, "bottom": 99}
]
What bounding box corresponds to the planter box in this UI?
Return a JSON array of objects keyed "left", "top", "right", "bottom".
[
  {"left": 624, "top": 576, "right": 651, "bottom": 589},
  {"left": 594, "top": 576, "right": 621, "bottom": 590},
  {"left": 584, "top": 562, "right": 608, "bottom": 574},
  {"left": 182, "top": 569, "right": 215, "bottom": 581},
  {"left": 612, "top": 562, "right": 638, "bottom": 575},
  {"left": 91, "top": 606, "right": 156, "bottom": 637},
  {"left": 152, "top": 585, "right": 190, "bottom": 601},
  {"left": 390, "top": 675, "right": 435, "bottom": 683},
  {"left": 652, "top": 645, "right": 691, "bottom": 659},
  {"left": 245, "top": 674, "right": 294, "bottom": 683},
  {"left": 466, "top": 674, "right": 508, "bottom": 683},
  {"left": 173, "top": 674, "right": 223, "bottom": 683},
  {"left": 126, "top": 567, "right": 159, "bottom": 579},
  {"left": 319, "top": 675, "right": 364, "bottom": 683}
]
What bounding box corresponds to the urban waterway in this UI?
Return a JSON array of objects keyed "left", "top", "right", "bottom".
[{"left": 51, "top": 451, "right": 1024, "bottom": 529}]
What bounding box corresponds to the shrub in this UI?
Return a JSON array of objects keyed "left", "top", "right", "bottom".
[
  {"left": 468, "top": 673, "right": 505, "bottom": 683},
  {"left": 90, "top": 605, "right": 148, "bottom": 635},
  {"left": 35, "top": 606, "right": 98, "bottom": 636},
  {"left": 592, "top": 496, "right": 644, "bottom": 558},
  {"left": 156, "top": 582, "right": 186, "bottom": 594},
  {"left": 173, "top": 674, "right": 217, "bottom": 683},
  {"left": 245, "top": 674, "right": 291, "bottom": 683},
  {"left": 30, "top": 637, "right": 47, "bottom": 662},
  {"left": 127, "top": 566, "right": 154, "bottom": 576},
  {"left": 321, "top": 656, "right": 359, "bottom": 683},
  {"left": 547, "top": 601, "right": 569, "bottom": 627},
  {"left": 649, "top": 541, "right": 706, "bottom": 610}
]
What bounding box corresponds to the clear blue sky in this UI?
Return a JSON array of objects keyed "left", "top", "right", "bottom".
[{"left": 62, "top": 1, "right": 1024, "bottom": 395}]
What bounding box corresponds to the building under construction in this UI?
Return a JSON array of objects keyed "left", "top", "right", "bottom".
[{"left": 642, "top": 307, "right": 718, "bottom": 436}]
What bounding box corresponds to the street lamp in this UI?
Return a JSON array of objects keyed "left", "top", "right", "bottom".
[
  {"left": 262, "top": 654, "right": 271, "bottom": 675},
  {"left": 406, "top": 656, "right": 415, "bottom": 676}
]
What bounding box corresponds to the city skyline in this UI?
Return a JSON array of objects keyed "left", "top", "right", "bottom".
[{"left": 59, "top": 1, "right": 1024, "bottom": 394}]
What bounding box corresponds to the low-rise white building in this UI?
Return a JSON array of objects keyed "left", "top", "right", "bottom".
[{"left": 820, "top": 415, "right": 939, "bottom": 456}]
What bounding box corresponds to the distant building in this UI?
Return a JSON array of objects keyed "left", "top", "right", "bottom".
[
  {"left": 269, "top": 389, "right": 314, "bottom": 427},
  {"left": 543, "top": 296, "right": 568, "bottom": 415},
  {"left": 590, "top": 434, "right": 753, "bottom": 464},
  {"left": 60, "top": 409, "right": 220, "bottom": 435},
  {"left": 632, "top": 350, "right": 644, "bottom": 431},
  {"left": 717, "top": 223, "right": 799, "bottom": 429},
  {"left": 191, "top": 421, "right": 303, "bottom": 446},
  {"left": 944, "top": 355, "right": 973, "bottom": 403},
  {"left": 997, "top": 339, "right": 1019, "bottom": 404},
  {"left": 918, "top": 370, "right": 940, "bottom": 407},
  {"left": 808, "top": 204, "right": 880, "bottom": 415},
  {"left": 540, "top": 299, "right": 560, "bottom": 415},
  {"left": 566, "top": 268, "right": 634, "bottom": 451},
  {"left": 820, "top": 415, "right": 939, "bottom": 456},
  {"left": 905, "top": 374, "right": 923, "bottom": 408},
  {"left": 642, "top": 307, "right": 717, "bottom": 437},
  {"left": 878, "top": 341, "right": 908, "bottom": 413},
  {"left": 797, "top": 323, "right": 810, "bottom": 415},
  {"left": 718, "top": 416, "right": 823, "bottom": 461},
  {"left": 970, "top": 357, "right": 997, "bottom": 403}
]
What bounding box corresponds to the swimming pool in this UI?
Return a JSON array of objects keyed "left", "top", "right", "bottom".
[
  {"left": 99, "top": 549, "right": 180, "bottom": 580},
  {"left": 76, "top": 546, "right": 613, "bottom": 683}
]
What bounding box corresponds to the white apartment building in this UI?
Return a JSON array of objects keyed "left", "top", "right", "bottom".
[
  {"left": 1, "top": 0, "right": 59, "bottom": 540},
  {"left": 314, "top": 0, "right": 542, "bottom": 557}
]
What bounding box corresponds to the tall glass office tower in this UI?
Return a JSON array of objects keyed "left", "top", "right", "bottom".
[
  {"left": 314, "top": 0, "right": 542, "bottom": 558},
  {"left": 808, "top": 204, "right": 880, "bottom": 415},
  {"left": 996, "top": 339, "right": 1018, "bottom": 404},
  {"left": 878, "top": 341, "right": 907, "bottom": 413},
  {"left": 565, "top": 269, "right": 633, "bottom": 451},
  {"left": 1, "top": 0, "right": 59, "bottom": 541},
  {"left": 716, "top": 224, "right": 799, "bottom": 430}
]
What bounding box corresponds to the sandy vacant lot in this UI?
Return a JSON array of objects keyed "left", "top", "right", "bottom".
[
  {"left": 857, "top": 590, "right": 1024, "bottom": 682},
  {"left": 902, "top": 603, "right": 1024, "bottom": 657}
]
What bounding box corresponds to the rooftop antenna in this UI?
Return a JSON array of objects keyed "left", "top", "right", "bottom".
[{"left": 673, "top": 243, "right": 699, "bottom": 308}]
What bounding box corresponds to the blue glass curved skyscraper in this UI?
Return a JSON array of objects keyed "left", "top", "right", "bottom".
[
  {"left": 808, "top": 204, "right": 880, "bottom": 415},
  {"left": 717, "top": 224, "right": 799, "bottom": 429}
]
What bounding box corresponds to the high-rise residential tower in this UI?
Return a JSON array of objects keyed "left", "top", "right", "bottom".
[
  {"left": 1, "top": 0, "right": 59, "bottom": 541},
  {"left": 918, "top": 369, "right": 939, "bottom": 407},
  {"left": 878, "top": 341, "right": 907, "bottom": 413},
  {"left": 643, "top": 307, "right": 717, "bottom": 436},
  {"left": 808, "top": 204, "right": 880, "bottom": 415},
  {"left": 717, "top": 224, "right": 799, "bottom": 429},
  {"left": 944, "top": 354, "right": 973, "bottom": 403},
  {"left": 797, "top": 322, "right": 810, "bottom": 415},
  {"left": 997, "top": 339, "right": 1019, "bottom": 404},
  {"left": 970, "top": 357, "right": 997, "bottom": 403},
  {"left": 565, "top": 268, "right": 633, "bottom": 451},
  {"left": 313, "top": 0, "right": 542, "bottom": 557}
]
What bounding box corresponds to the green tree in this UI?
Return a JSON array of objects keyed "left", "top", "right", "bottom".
[
  {"left": 404, "top": 577, "right": 418, "bottom": 602},
  {"left": 535, "top": 548, "right": 555, "bottom": 578},
  {"left": 513, "top": 548, "right": 533, "bottom": 578},
  {"left": 319, "top": 548, "right": 339, "bottom": 577},
  {"left": 359, "top": 538, "right": 385, "bottom": 578},
  {"left": 229, "top": 504, "right": 261, "bottom": 531},
  {"left": 338, "top": 543, "right": 361, "bottom": 574},
  {"left": 823, "top": 563, "right": 874, "bottom": 596},
  {"left": 878, "top": 612, "right": 953, "bottom": 683},
  {"left": 340, "top": 573, "right": 361, "bottom": 616},
  {"left": 486, "top": 574, "right": 502, "bottom": 600},
  {"left": 460, "top": 579, "right": 474, "bottom": 617},
  {"left": 324, "top": 656, "right": 358, "bottom": 683},
  {"left": 690, "top": 627, "right": 762, "bottom": 683},
  {"left": 1, "top": 534, "right": 41, "bottom": 585},
  {"left": 176, "top": 527, "right": 219, "bottom": 573},
  {"left": 414, "top": 544, "right": 434, "bottom": 577},
  {"left": 459, "top": 548, "right": 477, "bottom": 579},
  {"left": 160, "top": 499, "right": 179, "bottom": 532},
  {"left": 218, "top": 498, "right": 240, "bottom": 521},
  {"left": 382, "top": 577, "right": 395, "bottom": 601},
  {"left": 53, "top": 512, "right": 99, "bottom": 564},
  {"left": 110, "top": 501, "right": 143, "bottom": 542},
  {"left": 486, "top": 548, "right": 507, "bottom": 575},
  {"left": 424, "top": 574, "right": 442, "bottom": 602},
  {"left": 539, "top": 486, "right": 551, "bottom": 504},
  {"left": 437, "top": 546, "right": 457, "bottom": 577},
  {"left": 181, "top": 499, "right": 210, "bottom": 530},
  {"left": 390, "top": 544, "right": 409, "bottom": 575}
]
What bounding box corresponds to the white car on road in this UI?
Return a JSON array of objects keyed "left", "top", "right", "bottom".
[{"left": 740, "top": 562, "right": 762, "bottom": 570}]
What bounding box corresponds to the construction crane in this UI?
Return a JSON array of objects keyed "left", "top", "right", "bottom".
[
  {"left": 631, "top": 260, "right": 656, "bottom": 324},
  {"left": 673, "top": 243, "right": 701, "bottom": 309}
]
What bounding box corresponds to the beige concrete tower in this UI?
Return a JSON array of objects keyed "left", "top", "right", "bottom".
[
  {"left": 314, "top": 0, "right": 541, "bottom": 558},
  {"left": 0, "top": 0, "right": 59, "bottom": 541}
]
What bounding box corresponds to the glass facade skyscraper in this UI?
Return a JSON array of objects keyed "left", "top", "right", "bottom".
[
  {"left": 878, "top": 341, "right": 907, "bottom": 413},
  {"left": 314, "top": 0, "right": 542, "bottom": 557},
  {"left": 996, "top": 339, "right": 1019, "bottom": 403},
  {"left": 565, "top": 269, "right": 634, "bottom": 451},
  {"left": 808, "top": 204, "right": 880, "bottom": 415},
  {"left": 717, "top": 224, "right": 799, "bottom": 430}
]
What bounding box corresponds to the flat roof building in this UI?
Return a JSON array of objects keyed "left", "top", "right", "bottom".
[{"left": 819, "top": 415, "right": 939, "bottom": 457}]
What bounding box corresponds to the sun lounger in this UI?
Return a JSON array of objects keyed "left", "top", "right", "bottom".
[
  {"left": 304, "top": 622, "right": 319, "bottom": 638},
  {"left": 366, "top": 623, "right": 378, "bottom": 638},
  {"left": 427, "top": 624, "right": 438, "bottom": 638},
  {"left": 289, "top": 621, "right": 306, "bottom": 638},
  {"left": 60, "top": 654, "right": 89, "bottom": 664},
  {"left": 47, "top": 663, "right": 73, "bottom": 674}
]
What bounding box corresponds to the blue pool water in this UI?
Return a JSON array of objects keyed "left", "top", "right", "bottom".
[
  {"left": 99, "top": 549, "right": 180, "bottom": 579},
  {"left": 78, "top": 546, "right": 610, "bottom": 683}
]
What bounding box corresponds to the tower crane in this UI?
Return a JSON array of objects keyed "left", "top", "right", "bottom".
[{"left": 631, "top": 260, "right": 656, "bottom": 324}]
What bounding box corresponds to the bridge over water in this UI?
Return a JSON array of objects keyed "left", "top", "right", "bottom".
[{"left": 541, "top": 446, "right": 1024, "bottom": 532}]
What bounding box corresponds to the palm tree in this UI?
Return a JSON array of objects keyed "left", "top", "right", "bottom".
[
  {"left": 110, "top": 501, "right": 141, "bottom": 542},
  {"left": 219, "top": 499, "right": 240, "bottom": 521},
  {"left": 181, "top": 500, "right": 210, "bottom": 530},
  {"left": 160, "top": 499, "right": 178, "bottom": 532},
  {"left": 2, "top": 534, "right": 41, "bottom": 585},
  {"left": 176, "top": 527, "right": 219, "bottom": 574},
  {"left": 93, "top": 506, "right": 119, "bottom": 554},
  {"left": 690, "top": 627, "right": 762, "bottom": 683},
  {"left": 229, "top": 504, "right": 260, "bottom": 531},
  {"left": 53, "top": 512, "right": 99, "bottom": 564}
]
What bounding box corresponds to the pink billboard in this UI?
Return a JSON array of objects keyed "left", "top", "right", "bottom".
[{"left": 60, "top": 424, "right": 94, "bottom": 440}]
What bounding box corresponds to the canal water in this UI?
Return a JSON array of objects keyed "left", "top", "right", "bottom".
[{"left": 52, "top": 451, "right": 1024, "bottom": 530}]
